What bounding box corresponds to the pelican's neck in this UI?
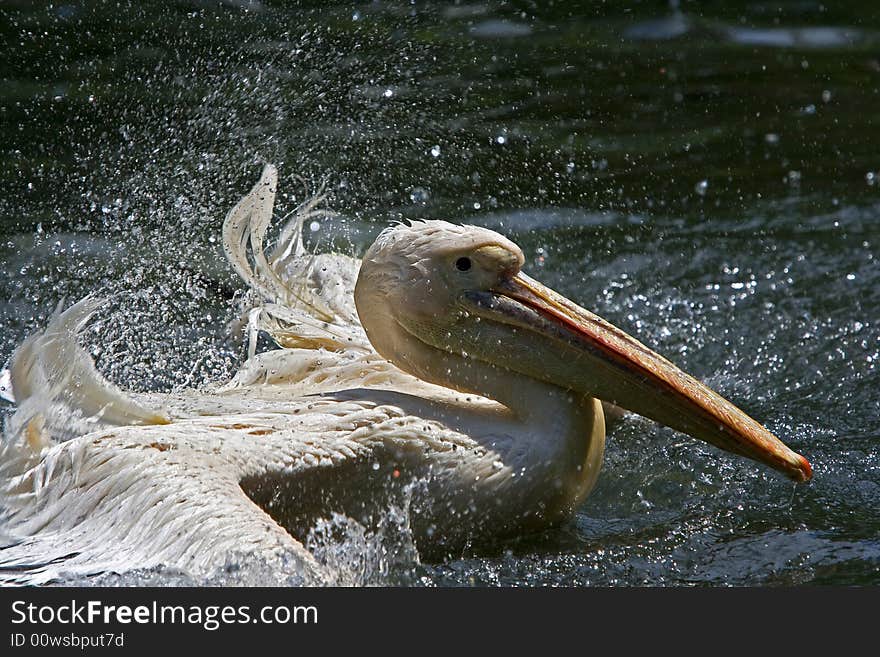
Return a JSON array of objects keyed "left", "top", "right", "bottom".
[
  {"left": 398, "top": 341, "right": 602, "bottom": 453},
  {"left": 406, "top": 345, "right": 606, "bottom": 516}
]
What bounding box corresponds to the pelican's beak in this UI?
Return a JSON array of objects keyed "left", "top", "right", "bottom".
[{"left": 483, "top": 272, "right": 812, "bottom": 482}]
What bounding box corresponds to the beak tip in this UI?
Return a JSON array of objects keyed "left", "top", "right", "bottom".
[
  {"left": 788, "top": 453, "right": 812, "bottom": 482},
  {"left": 797, "top": 455, "right": 813, "bottom": 482}
]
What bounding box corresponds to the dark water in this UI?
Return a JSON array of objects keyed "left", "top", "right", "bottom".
[{"left": 1, "top": 1, "right": 878, "bottom": 585}]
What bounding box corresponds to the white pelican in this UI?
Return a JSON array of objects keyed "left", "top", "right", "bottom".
[{"left": 0, "top": 165, "right": 811, "bottom": 585}]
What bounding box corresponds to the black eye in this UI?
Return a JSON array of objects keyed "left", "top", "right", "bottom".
[{"left": 455, "top": 257, "right": 472, "bottom": 272}]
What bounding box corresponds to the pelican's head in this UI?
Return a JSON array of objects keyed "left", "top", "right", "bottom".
[{"left": 355, "top": 220, "right": 811, "bottom": 482}]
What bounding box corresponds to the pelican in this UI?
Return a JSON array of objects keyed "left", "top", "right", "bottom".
[{"left": 0, "top": 165, "right": 811, "bottom": 585}]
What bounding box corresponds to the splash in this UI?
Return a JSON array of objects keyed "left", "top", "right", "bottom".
[{"left": 304, "top": 481, "right": 425, "bottom": 586}]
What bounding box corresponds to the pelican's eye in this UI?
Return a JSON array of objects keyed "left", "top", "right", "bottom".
[{"left": 455, "top": 256, "right": 472, "bottom": 272}]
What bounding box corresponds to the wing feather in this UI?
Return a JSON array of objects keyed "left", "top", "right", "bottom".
[{"left": 0, "top": 417, "right": 383, "bottom": 585}]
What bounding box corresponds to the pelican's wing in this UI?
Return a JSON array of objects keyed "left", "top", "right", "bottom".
[
  {"left": 0, "top": 300, "right": 363, "bottom": 585},
  {"left": 0, "top": 298, "right": 172, "bottom": 485},
  {"left": 0, "top": 413, "right": 384, "bottom": 585},
  {"left": 0, "top": 388, "right": 490, "bottom": 586},
  {"left": 223, "top": 165, "right": 371, "bottom": 358},
  {"left": 6, "top": 298, "right": 169, "bottom": 434}
]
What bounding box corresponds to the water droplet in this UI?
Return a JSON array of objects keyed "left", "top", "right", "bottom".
[
  {"left": 495, "top": 135, "right": 506, "bottom": 145},
  {"left": 822, "top": 89, "right": 832, "bottom": 103},
  {"left": 866, "top": 171, "right": 876, "bottom": 186},
  {"left": 694, "top": 179, "right": 708, "bottom": 196},
  {"left": 473, "top": 201, "right": 481, "bottom": 210},
  {"left": 846, "top": 273, "right": 856, "bottom": 281},
  {"left": 409, "top": 187, "right": 429, "bottom": 203},
  {"left": 764, "top": 133, "right": 780, "bottom": 145},
  {"left": 309, "top": 221, "right": 321, "bottom": 232},
  {"left": 383, "top": 88, "right": 393, "bottom": 98},
  {"left": 430, "top": 145, "right": 441, "bottom": 157}
]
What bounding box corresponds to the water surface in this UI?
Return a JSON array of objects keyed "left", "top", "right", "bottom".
[{"left": 1, "top": 1, "right": 878, "bottom": 586}]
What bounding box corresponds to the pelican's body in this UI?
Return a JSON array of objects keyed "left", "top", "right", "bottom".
[{"left": 0, "top": 166, "right": 810, "bottom": 585}]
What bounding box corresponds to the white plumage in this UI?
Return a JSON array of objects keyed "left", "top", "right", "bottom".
[{"left": 0, "top": 165, "right": 810, "bottom": 585}]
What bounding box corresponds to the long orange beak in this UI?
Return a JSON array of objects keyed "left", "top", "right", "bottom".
[{"left": 486, "top": 272, "right": 812, "bottom": 482}]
